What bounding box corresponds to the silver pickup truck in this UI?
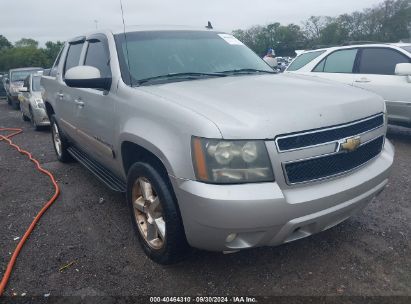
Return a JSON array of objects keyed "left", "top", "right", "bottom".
[{"left": 42, "top": 26, "right": 394, "bottom": 264}]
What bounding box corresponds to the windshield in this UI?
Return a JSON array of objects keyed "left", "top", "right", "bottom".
[
  {"left": 287, "top": 50, "right": 326, "bottom": 71},
  {"left": 11, "top": 70, "right": 41, "bottom": 82},
  {"left": 32, "top": 76, "right": 41, "bottom": 91},
  {"left": 401, "top": 46, "right": 411, "bottom": 54},
  {"left": 115, "top": 31, "right": 273, "bottom": 85}
]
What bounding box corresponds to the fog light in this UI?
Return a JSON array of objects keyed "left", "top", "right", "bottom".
[{"left": 226, "top": 233, "right": 237, "bottom": 243}]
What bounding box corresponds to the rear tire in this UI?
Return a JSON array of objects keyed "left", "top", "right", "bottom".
[
  {"left": 50, "top": 114, "right": 72, "bottom": 162},
  {"left": 127, "top": 162, "right": 190, "bottom": 264}
]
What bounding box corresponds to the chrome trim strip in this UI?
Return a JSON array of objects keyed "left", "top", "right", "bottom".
[
  {"left": 282, "top": 136, "right": 384, "bottom": 185},
  {"left": 275, "top": 113, "right": 384, "bottom": 153}
]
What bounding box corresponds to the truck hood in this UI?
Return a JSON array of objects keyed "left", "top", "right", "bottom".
[
  {"left": 139, "top": 73, "right": 384, "bottom": 139},
  {"left": 10, "top": 81, "right": 24, "bottom": 87}
]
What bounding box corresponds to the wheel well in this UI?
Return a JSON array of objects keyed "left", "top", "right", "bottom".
[
  {"left": 121, "top": 141, "right": 169, "bottom": 178},
  {"left": 45, "top": 102, "right": 55, "bottom": 118}
]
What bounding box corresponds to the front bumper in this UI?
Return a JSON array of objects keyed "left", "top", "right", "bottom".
[
  {"left": 171, "top": 140, "right": 394, "bottom": 251},
  {"left": 32, "top": 107, "right": 50, "bottom": 126}
]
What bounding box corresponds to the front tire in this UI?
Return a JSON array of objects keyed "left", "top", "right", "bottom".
[
  {"left": 21, "top": 109, "right": 30, "bottom": 121},
  {"left": 127, "top": 162, "right": 190, "bottom": 264},
  {"left": 11, "top": 98, "right": 19, "bottom": 110},
  {"left": 50, "top": 114, "right": 72, "bottom": 162}
]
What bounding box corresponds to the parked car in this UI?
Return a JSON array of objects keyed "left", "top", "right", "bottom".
[
  {"left": 19, "top": 73, "right": 49, "bottom": 130},
  {"left": 285, "top": 43, "right": 411, "bottom": 127},
  {"left": 6, "top": 67, "right": 43, "bottom": 109},
  {"left": 0, "top": 74, "right": 7, "bottom": 98},
  {"left": 42, "top": 26, "right": 394, "bottom": 264}
]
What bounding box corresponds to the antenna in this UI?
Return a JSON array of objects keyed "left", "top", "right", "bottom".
[{"left": 119, "top": 0, "right": 133, "bottom": 86}]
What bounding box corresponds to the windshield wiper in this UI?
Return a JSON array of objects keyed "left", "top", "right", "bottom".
[
  {"left": 135, "top": 72, "right": 227, "bottom": 86},
  {"left": 217, "top": 68, "right": 276, "bottom": 75}
]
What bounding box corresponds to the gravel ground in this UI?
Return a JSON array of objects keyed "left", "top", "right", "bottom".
[{"left": 0, "top": 98, "right": 410, "bottom": 298}]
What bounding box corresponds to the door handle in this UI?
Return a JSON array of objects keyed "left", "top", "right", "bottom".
[
  {"left": 58, "top": 93, "right": 64, "bottom": 99},
  {"left": 355, "top": 78, "right": 371, "bottom": 83},
  {"left": 74, "top": 98, "right": 85, "bottom": 107}
]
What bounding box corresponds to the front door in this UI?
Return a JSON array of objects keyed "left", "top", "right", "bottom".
[
  {"left": 71, "top": 35, "right": 117, "bottom": 172},
  {"left": 353, "top": 47, "right": 411, "bottom": 125}
]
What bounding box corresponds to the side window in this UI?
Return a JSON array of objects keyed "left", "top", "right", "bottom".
[
  {"left": 84, "top": 40, "right": 111, "bottom": 78},
  {"left": 64, "top": 42, "right": 84, "bottom": 76},
  {"left": 313, "top": 59, "right": 325, "bottom": 72},
  {"left": 358, "top": 48, "right": 410, "bottom": 75},
  {"left": 314, "top": 49, "right": 358, "bottom": 73}
]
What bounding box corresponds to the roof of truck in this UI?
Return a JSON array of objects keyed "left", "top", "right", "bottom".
[
  {"left": 111, "top": 25, "right": 219, "bottom": 34},
  {"left": 68, "top": 25, "right": 224, "bottom": 44}
]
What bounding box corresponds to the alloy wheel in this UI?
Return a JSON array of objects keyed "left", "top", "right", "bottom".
[
  {"left": 52, "top": 121, "right": 62, "bottom": 157},
  {"left": 132, "top": 177, "right": 166, "bottom": 250}
]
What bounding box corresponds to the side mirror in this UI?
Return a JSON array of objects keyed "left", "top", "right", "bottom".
[
  {"left": 395, "top": 63, "right": 411, "bottom": 83},
  {"left": 395, "top": 63, "right": 411, "bottom": 76},
  {"left": 65, "top": 66, "right": 111, "bottom": 91},
  {"left": 264, "top": 56, "right": 278, "bottom": 68},
  {"left": 19, "top": 87, "right": 28, "bottom": 92}
]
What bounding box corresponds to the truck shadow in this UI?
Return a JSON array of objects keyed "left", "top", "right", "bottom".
[{"left": 387, "top": 125, "right": 411, "bottom": 142}]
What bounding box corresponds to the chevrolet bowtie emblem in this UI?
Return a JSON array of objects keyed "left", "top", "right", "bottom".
[{"left": 340, "top": 137, "right": 361, "bottom": 152}]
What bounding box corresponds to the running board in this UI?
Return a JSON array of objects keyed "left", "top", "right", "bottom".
[{"left": 67, "top": 146, "right": 126, "bottom": 193}]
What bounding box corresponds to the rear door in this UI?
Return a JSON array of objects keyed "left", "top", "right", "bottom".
[
  {"left": 71, "top": 34, "right": 117, "bottom": 169},
  {"left": 55, "top": 38, "right": 86, "bottom": 140},
  {"left": 310, "top": 48, "right": 359, "bottom": 86},
  {"left": 353, "top": 47, "right": 411, "bottom": 125}
]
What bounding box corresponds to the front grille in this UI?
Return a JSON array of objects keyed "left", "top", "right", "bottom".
[
  {"left": 276, "top": 114, "right": 384, "bottom": 152},
  {"left": 284, "top": 136, "right": 384, "bottom": 184}
]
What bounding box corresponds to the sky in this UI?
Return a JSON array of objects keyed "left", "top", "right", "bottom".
[{"left": 1, "top": 0, "right": 384, "bottom": 45}]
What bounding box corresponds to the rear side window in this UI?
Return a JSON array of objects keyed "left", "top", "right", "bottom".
[
  {"left": 287, "top": 50, "right": 325, "bottom": 71},
  {"left": 314, "top": 49, "right": 358, "bottom": 73},
  {"left": 64, "top": 43, "right": 84, "bottom": 76},
  {"left": 50, "top": 45, "right": 65, "bottom": 77},
  {"left": 84, "top": 40, "right": 111, "bottom": 78},
  {"left": 359, "top": 48, "right": 410, "bottom": 75}
]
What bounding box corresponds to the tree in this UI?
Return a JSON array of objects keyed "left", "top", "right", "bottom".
[
  {"left": 233, "top": 23, "right": 305, "bottom": 56},
  {"left": 0, "top": 47, "right": 48, "bottom": 71},
  {"left": 43, "top": 41, "right": 64, "bottom": 67},
  {"left": 0, "top": 35, "right": 12, "bottom": 51},
  {"left": 302, "top": 16, "right": 329, "bottom": 42},
  {"left": 14, "top": 38, "right": 39, "bottom": 48}
]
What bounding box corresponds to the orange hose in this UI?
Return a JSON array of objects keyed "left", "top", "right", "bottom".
[{"left": 0, "top": 128, "right": 60, "bottom": 296}]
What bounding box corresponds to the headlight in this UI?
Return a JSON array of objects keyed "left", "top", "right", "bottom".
[
  {"left": 34, "top": 98, "right": 45, "bottom": 109},
  {"left": 192, "top": 137, "right": 275, "bottom": 184}
]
